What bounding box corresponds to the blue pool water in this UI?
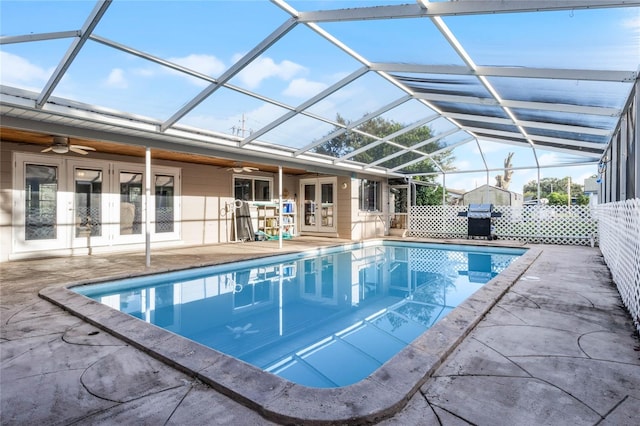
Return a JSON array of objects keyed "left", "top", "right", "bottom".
[{"left": 74, "top": 241, "right": 524, "bottom": 388}]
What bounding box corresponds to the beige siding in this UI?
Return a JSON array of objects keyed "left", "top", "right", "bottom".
[
  {"left": 180, "top": 163, "right": 233, "bottom": 245},
  {"left": 0, "top": 142, "right": 16, "bottom": 262},
  {"left": 336, "top": 177, "right": 353, "bottom": 239}
]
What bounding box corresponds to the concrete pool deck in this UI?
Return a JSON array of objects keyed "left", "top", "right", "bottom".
[{"left": 1, "top": 238, "right": 639, "bottom": 425}]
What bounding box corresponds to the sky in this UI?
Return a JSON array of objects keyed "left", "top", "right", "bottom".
[{"left": 1, "top": 1, "right": 639, "bottom": 194}]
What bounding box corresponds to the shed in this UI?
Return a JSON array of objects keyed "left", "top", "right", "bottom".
[{"left": 462, "top": 184, "right": 523, "bottom": 207}]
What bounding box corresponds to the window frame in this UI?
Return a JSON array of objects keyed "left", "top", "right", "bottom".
[
  {"left": 359, "top": 179, "right": 381, "bottom": 212},
  {"left": 233, "top": 174, "right": 273, "bottom": 202}
]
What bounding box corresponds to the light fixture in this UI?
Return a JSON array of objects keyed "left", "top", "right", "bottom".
[
  {"left": 51, "top": 145, "right": 69, "bottom": 154},
  {"left": 341, "top": 182, "right": 348, "bottom": 189},
  {"left": 227, "top": 163, "right": 258, "bottom": 173},
  {"left": 42, "top": 136, "right": 95, "bottom": 155}
]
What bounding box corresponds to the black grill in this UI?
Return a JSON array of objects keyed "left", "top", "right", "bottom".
[{"left": 458, "top": 204, "right": 501, "bottom": 240}]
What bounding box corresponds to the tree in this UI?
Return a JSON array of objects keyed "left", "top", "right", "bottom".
[
  {"left": 415, "top": 184, "right": 445, "bottom": 206},
  {"left": 314, "top": 114, "right": 454, "bottom": 175},
  {"left": 314, "top": 114, "right": 454, "bottom": 205},
  {"left": 495, "top": 152, "right": 514, "bottom": 190},
  {"left": 522, "top": 177, "right": 589, "bottom": 205},
  {"left": 547, "top": 192, "right": 568, "bottom": 206}
]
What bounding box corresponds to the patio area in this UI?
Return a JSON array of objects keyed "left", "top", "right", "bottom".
[{"left": 1, "top": 238, "right": 638, "bottom": 425}]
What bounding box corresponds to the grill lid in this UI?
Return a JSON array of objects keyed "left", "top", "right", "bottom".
[
  {"left": 467, "top": 203, "right": 493, "bottom": 219},
  {"left": 467, "top": 203, "right": 493, "bottom": 212}
]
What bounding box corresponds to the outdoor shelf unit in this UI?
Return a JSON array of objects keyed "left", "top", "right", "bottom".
[{"left": 257, "top": 201, "right": 296, "bottom": 238}]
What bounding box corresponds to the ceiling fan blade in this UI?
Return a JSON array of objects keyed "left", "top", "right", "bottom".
[
  {"left": 69, "top": 146, "right": 89, "bottom": 155},
  {"left": 41, "top": 147, "right": 53, "bottom": 153},
  {"left": 72, "top": 144, "right": 96, "bottom": 151}
]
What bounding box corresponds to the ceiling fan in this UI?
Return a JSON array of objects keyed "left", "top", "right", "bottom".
[
  {"left": 41, "top": 136, "right": 96, "bottom": 155},
  {"left": 227, "top": 163, "right": 258, "bottom": 173}
]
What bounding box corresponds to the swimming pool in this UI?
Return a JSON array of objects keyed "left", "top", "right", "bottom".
[{"left": 73, "top": 241, "right": 525, "bottom": 388}]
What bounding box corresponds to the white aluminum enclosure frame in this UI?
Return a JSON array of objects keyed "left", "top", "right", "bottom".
[{"left": 1, "top": 0, "right": 638, "bottom": 186}]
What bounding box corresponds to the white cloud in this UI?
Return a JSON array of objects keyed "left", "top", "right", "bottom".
[
  {"left": 170, "top": 53, "right": 226, "bottom": 77},
  {"left": 538, "top": 152, "right": 560, "bottom": 166},
  {"left": 622, "top": 15, "right": 640, "bottom": 32},
  {"left": 180, "top": 102, "right": 286, "bottom": 137},
  {"left": 477, "top": 139, "right": 510, "bottom": 154},
  {"left": 105, "top": 68, "right": 127, "bottom": 89},
  {"left": 133, "top": 68, "right": 155, "bottom": 78},
  {"left": 0, "top": 51, "right": 51, "bottom": 88},
  {"left": 453, "top": 159, "right": 472, "bottom": 170},
  {"left": 283, "top": 78, "right": 327, "bottom": 98},
  {"left": 235, "top": 55, "right": 307, "bottom": 89},
  {"left": 128, "top": 54, "right": 225, "bottom": 88}
]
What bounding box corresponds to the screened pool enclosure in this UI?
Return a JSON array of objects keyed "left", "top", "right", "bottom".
[{"left": 1, "top": 0, "right": 638, "bottom": 191}]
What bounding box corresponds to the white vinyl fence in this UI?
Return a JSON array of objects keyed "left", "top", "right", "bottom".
[
  {"left": 409, "top": 205, "right": 598, "bottom": 246},
  {"left": 408, "top": 201, "right": 640, "bottom": 334},
  {"left": 597, "top": 199, "right": 640, "bottom": 334}
]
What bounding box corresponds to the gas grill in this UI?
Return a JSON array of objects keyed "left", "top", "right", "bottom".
[{"left": 458, "top": 204, "right": 502, "bottom": 240}]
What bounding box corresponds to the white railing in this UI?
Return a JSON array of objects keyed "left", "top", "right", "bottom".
[
  {"left": 597, "top": 199, "right": 640, "bottom": 334},
  {"left": 409, "top": 204, "right": 598, "bottom": 246}
]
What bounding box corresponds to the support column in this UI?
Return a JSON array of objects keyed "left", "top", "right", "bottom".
[
  {"left": 278, "top": 165, "right": 283, "bottom": 249},
  {"left": 442, "top": 174, "right": 446, "bottom": 206},
  {"left": 145, "top": 147, "right": 151, "bottom": 267},
  {"left": 537, "top": 168, "right": 541, "bottom": 204},
  {"left": 407, "top": 180, "right": 411, "bottom": 236}
]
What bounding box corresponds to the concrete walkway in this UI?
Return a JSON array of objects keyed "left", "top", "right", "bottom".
[{"left": 1, "top": 240, "right": 639, "bottom": 425}]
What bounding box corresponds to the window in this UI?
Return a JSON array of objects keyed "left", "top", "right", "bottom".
[
  {"left": 359, "top": 179, "right": 381, "bottom": 212},
  {"left": 234, "top": 176, "right": 272, "bottom": 202}
]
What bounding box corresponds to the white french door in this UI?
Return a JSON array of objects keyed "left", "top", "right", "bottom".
[
  {"left": 14, "top": 154, "right": 68, "bottom": 253},
  {"left": 12, "top": 153, "right": 180, "bottom": 256},
  {"left": 299, "top": 177, "right": 336, "bottom": 233},
  {"left": 68, "top": 159, "right": 112, "bottom": 249}
]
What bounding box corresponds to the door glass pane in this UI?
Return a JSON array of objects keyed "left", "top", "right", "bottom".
[
  {"left": 25, "top": 164, "right": 57, "bottom": 240},
  {"left": 321, "top": 255, "right": 334, "bottom": 298},
  {"left": 304, "top": 184, "right": 316, "bottom": 226},
  {"left": 120, "top": 171, "right": 142, "bottom": 235},
  {"left": 234, "top": 178, "right": 252, "bottom": 201},
  {"left": 155, "top": 175, "right": 174, "bottom": 233},
  {"left": 390, "top": 186, "right": 408, "bottom": 229},
  {"left": 304, "top": 259, "right": 316, "bottom": 295},
  {"left": 321, "top": 183, "right": 334, "bottom": 227},
  {"left": 75, "top": 168, "right": 102, "bottom": 237}
]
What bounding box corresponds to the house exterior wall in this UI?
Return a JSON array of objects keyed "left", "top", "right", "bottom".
[
  {"left": 348, "top": 178, "right": 389, "bottom": 241},
  {"left": 0, "top": 142, "right": 13, "bottom": 262},
  {"left": 180, "top": 162, "right": 232, "bottom": 246},
  {"left": 0, "top": 142, "right": 355, "bottom": 262},
  {"left": 336, "top": 176, "right": 353, "bottom": 239}
]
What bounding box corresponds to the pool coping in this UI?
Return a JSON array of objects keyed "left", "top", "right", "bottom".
[{"left": 39, "top": 243, "right": 541, "bottom": 425}]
